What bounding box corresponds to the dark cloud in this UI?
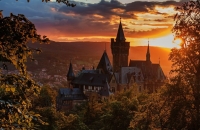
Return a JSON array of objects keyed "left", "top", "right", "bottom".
[
  {"left": 31, "top": 15, "right": 118, "bottom": 37},
  {"left": 58, "top": 0, "right": 128, "bottom": 19},
  {"left": 125, "top": 1, "right": 180, "bottom": 13},
  {"left": 160, "top": 1, "right": 181, "bottom": 7},
  {"left": 0, "top": 0, "right": 184, "bottom": 41},
  {"left": 57, "top": 0, "right": 180, "bottom": 22},
  {"left": 126, "top": 1, "right": 154, "bottom": 12},
  {"left": 0, "top": 0, "right": 55, "bottom": 18}
]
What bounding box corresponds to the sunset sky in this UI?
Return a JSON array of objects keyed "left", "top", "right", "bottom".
[{"left": 0, "top": 0, "right": 188, "bottom": 48}]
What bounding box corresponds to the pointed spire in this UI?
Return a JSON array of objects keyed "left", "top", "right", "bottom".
[
  {"left": 67, "top": 61, "right": 75, "bottom": 80},
  {"left": 147, "top": 39, "right": 150, "bottom": 54},
  {"left": 116, "top": 17, "right": 126, "bottom": 42},
  {"left": 146, "top": 39, "right": 150, "bottom": 62}
]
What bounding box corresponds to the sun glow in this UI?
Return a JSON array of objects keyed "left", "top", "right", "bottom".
[
  {"left": 128, "top": 34, "right": 181, "bottom": 48},
  {"left": 148, "top": 34, "right": 181, "bottom": 48},
  {"left": 173, "top": 38, "right": 182, "bottom": 48}
]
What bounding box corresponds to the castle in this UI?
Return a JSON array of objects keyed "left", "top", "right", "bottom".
[{"left": 56, "top": 19, "right": 166, "bottom": 111}]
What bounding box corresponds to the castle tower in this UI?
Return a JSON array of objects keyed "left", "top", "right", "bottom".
[
  {"left": 67, "top": 61, "right": 75, "bottom": 88},
  {"left": 111, "top": 18, "right": 130, "bottom": 72}
]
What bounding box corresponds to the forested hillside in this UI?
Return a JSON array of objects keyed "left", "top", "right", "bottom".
[{"left": 27, "top": 41, "right": 171, "bottom": 76}]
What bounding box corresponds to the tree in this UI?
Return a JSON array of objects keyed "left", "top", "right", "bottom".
[
  {"left": 33, "top": 85, "right": 57, "bottom": 108},
  {"left": 0, "top": 0, "right": 76, "bottom": 128},
  {"left": 35, "top": 107, "right": 89, "bottom": 130},
  {"left": 129, "top": 87, "right": 172, "bottom": 130},
  {"left": 67, "top": 87, "right": 138, "bottom": 130},
  {"left": 158, "top": 0, "right": 200, "bottom": 129},
  {"left": 0, "top": 13, "right": 49, "bottom": 129}
]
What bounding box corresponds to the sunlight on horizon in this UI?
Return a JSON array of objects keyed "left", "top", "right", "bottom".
[
  {"left": 128, "top": 34, "right": 181, "bottom": 48},
  {"left": 53, "top": 34, "right": 180, "bottom": 49},
  {"left": 149, "top": 34, "right": 181, "bottom": 48}
]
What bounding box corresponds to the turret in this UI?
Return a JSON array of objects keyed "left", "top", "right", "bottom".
[
  {"left": 146, "top": 40, "right": 150, "bottom": 62},
  {"left": 67, "top": 61, "right": 75, "bottom": 81},
  {"left": 97, "top": 50, "right": 113, "bottom": 81}
]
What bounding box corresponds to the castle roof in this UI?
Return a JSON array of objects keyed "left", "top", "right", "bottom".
[
  {"left": 58, "top": 88, "right": 87, "bottom": 100},
  {"left": 129, "top": 60, "right": 147, "bottom": 68},
  {"left": 72, "top": 73, "right": 109, "bottom": 87},
  {"left": 151, "top": 63, "right": 166, "bottom": 80},
  {"left": 96, "top": 51, "right": 113, "bottom": 80},
  {"left": 116, "top": 18, "right": 126, "bottom": 42},
  {"left": 129, "top": 60, "right": 165, "bottom": 80}
]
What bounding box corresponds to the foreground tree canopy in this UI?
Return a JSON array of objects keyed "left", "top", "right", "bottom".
[
  {"left": 158, "top": 0, "right": 200, "bottom": 129},
  {"left": 0, "top": 13, "right": 49, "bottom": 129},
  {"left": 0, "top": 0, "right": 76, "bottom": 128}
]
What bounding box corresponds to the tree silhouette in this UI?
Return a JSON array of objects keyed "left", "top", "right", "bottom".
[
  {"left": 0, "top": 13, "right": 49, "bottom": 129},
  {"left": 0, "top": 0, "right": 75, "bottom": 128},
  {"left": 163, "top": 0, "right": 200, "bottom": 129}
]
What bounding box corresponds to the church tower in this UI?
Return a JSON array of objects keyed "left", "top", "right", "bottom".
[{"left": 111, "top": 18, "right": 130, "bottom": 72}]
